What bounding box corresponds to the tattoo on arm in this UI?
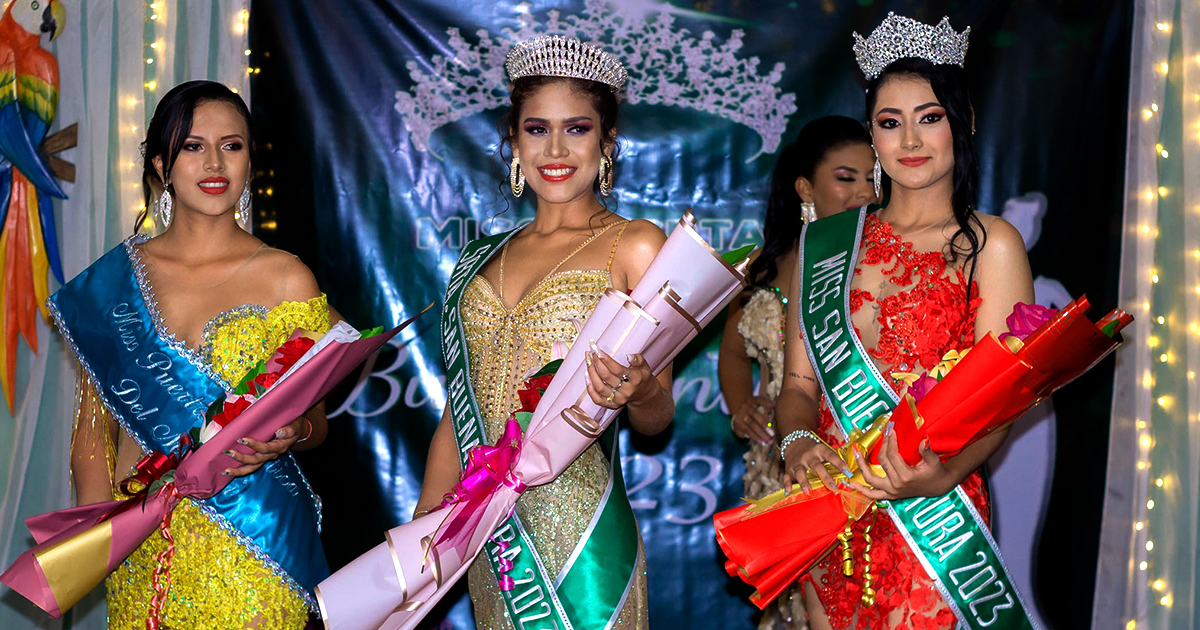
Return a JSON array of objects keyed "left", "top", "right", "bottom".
[{"left": 789, "top": 371, "right": 816, "bottom": 383}]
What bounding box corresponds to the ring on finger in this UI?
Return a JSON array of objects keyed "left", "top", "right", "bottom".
[
  {"left": 605, "top": 393, "right": 615, "bottom": 404},
  {"left": 621, "top": 370, "right": 630, "bottom": 382}
]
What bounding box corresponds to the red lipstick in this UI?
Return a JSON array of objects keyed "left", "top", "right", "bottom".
[
  {"left": 198, "top": 177, "right": 230, "bottom": 195},
  {"left": 537, "top": 164, "right": 577, "bottom": 182},
  {"left": 897, "top": 157, "right": 931, "bottom": 167}
]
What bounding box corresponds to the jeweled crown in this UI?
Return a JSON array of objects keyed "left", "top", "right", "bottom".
[
  {"left": 506, "top": 35, "right": 627, "bottom": 91},
  {"left": 852, "top": 12, "right": 970, "bottom": 80}
]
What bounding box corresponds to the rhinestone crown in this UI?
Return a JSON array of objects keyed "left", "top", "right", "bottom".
[
  {"left": 852, "top": 12, "right": 970, "bottom": 80},
  {"left": 506, "top": 35, "right": 627, "bottom": 91}
]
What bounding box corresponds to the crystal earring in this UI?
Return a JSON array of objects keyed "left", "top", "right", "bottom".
[
  {"left": 234, "top": 185, "right": 251, "bottom": 230},
  {"left": 155, "top": 187, "right": 173, "bottom": 229},
  {"left": 801, "top": 202, "right": 817, "bottom": 223},
  {"left": 872, "top": 147, "right": 882, "bottom": 199},
  {"left": 510, "top": 157, "right": 525, "bottom": 197},
  {"left": 598, "top": 156, "right": 613, "bottom": 197}
]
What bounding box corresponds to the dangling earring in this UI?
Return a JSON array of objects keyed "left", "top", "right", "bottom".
[
  {"left": 800, "top": 202, "right": 817, "bottom": 223},
  {"left": 598, "top": 156, "right": 614, "bottom": 197},
  {"left": 872, "top": 146, "right": 882, "bottom": 200},
  {"left": 510, "top": 156, "right": 525, "bottom": 197},
  {"left": 234, "top": 185, "right": 251, "bottom": 230},
  {"left": 155, "top": 186, "right": 173, "bottom": 230}
]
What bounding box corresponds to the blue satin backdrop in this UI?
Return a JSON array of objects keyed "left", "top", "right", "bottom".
[{"left": 249, "top": 1, "right": 1130, "bottom": 627}]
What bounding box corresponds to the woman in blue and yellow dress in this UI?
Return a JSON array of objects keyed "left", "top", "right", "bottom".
[{"left": 62, "top": 81, "right": 330, "bottom": 628}]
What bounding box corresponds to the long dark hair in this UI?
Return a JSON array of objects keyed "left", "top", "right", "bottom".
[
  {"left": 865, "top": 58, "right": 984, "bottom": 300},
  {"left": 748, "top": 116, "right": 872, "bottom": 287},
  {"left": 496, "top": 76, "right": 621, "bottom": 220},
  {"left": 135, "top": 80, "right": 254, "bottom": 234}
]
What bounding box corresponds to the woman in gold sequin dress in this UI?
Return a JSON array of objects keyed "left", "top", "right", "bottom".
[
  {"left": 64, "top": 81, "right": 331, "bottom": 628},
  {"left": 718, "top": 116, "right": 875, "bottom": 630},
  {"left": 415, "top": 37, "right": 675, "bottom": 630}
]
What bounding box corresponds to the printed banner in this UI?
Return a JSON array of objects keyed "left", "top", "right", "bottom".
[{"left": 248, "top": 1, "right": 1131, "bottom": 625}]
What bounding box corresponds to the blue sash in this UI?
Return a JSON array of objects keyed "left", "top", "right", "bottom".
[{"left": 47, "top": 235, "right": 329, "bottom": 608}]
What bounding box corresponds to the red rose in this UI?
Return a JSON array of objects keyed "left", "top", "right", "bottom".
[
  {"left": 516, "top": 373, "right": 555, "bottom": 412},
  {"left": 249, "top": 370, "right": 281, "bottom": 396},
  {"left": 274, "top": 336, "right": 317, "bottom": 372},
  {"left": 517, "top": 387, "right": 542, "bottom": 413},
  {"left": 213, "top": 394, "right": 254, "bottom": 427},
  {"left": 525, "top": 373, "right": 554, "bottom": 393}
]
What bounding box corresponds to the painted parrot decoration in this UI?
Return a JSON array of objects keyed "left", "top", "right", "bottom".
[{"left": 0, "top": 0, "right": 72, "bottom": 414}]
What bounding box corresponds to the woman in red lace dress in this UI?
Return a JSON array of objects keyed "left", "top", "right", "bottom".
[{"left": 773, "top": 48, "right": 1035, "bottom": 630}]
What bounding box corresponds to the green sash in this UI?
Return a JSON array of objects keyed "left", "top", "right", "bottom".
[
  {"left": 797, "top": 207, "right": 1038, "bottom": 630},
  {"left": 440, "top": 230, "right": 641, "bottom": 630}
]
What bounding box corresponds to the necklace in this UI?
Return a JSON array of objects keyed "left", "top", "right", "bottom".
[{"left": 498, "top": 222, "right": 620, "bottom": 307}]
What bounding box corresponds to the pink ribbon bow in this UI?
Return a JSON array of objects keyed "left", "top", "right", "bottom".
[{"left": 435, "top": 417, "right": 526, "bottom": 589}]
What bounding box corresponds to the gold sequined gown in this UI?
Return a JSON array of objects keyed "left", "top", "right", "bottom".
[
  {"left": 458, "top": 225, "right": 649, "bottom": 629},
  {"left": 738, "top": 287, "right": 807, "bottom": 629},
  {"left": 86, "top": 295, "right": 330, "bottom": 629}
]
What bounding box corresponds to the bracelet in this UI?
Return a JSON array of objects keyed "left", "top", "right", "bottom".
[
  {"left": 297, "top": 417, "right": 314, "bottom": 443},
  {"left": 779, "top": 429, "right": 824, "bottom": 461}
]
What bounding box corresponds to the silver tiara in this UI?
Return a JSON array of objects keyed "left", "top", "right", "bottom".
[
  {"left": 506, "top": 35, "right": 628, "bottom": 91},
  {"left": 852, "top": 12, "right": 970, "bottom": 80}
]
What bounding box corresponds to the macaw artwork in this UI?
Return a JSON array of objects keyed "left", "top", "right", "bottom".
[{"left": 0, "top": 0, "right": 75, "bottom": 414}]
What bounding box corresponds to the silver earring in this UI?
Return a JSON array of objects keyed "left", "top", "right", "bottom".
[
  {"left": 155, "top": 188, "right": 173, "bottom": 229},
  {"left": 510, "top": 157, "right": 525, "bottom": 197},
  {"left": 872, "top": 147, "right": 882, "bottom": 199},
  {"left": 800, "top": 202, "right": 817, "bottom": 223},
  {"left": 234, "top": 185, "right": 251, "bottom": 230}
]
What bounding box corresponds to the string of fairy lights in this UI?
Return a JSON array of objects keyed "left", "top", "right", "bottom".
[
  {"left": 129, "top": 2, "right": 251, "bottom": 232},
  {"left": 1125, "top": 7, "right": 1197, "bottom": 627}
]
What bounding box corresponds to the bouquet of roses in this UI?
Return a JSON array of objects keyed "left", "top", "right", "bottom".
[
  {"left": 714, "top": 296, "right": 1132, "bottom": 608},
  {"left": 315, "top": 211, "right": 754, "bottom": 630},
  {"left": 1, "top": 319, "right": 414, "bottom": 619}
]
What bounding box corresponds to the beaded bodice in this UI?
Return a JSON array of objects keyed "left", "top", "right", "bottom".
[
  {"left": 200, "top": 295, "right": 331, "bottom": 384},
  {"left": 462, "top": 270, "right": 609, "bottom": 434},
  {"left": 738, "top": 287, "right": 787, "bottom": 401}
]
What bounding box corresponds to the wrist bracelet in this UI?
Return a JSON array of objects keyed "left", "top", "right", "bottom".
[
  {"left": 780, "top": 429, "right": 824, "bottom": 461},
  {"left": 297, "top": 417, "right": 314, "bottom": 443}
]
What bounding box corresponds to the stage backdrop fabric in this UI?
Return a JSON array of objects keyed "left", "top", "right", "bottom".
[{"left": 249, "top": 1, "right": 1130, "bottom": 627}]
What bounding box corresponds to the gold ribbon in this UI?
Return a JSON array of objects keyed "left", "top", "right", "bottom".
[{"left": 741, "top": 414, "right": 893, "bottom": 606}]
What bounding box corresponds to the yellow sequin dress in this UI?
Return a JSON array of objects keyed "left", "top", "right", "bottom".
[
  {"left": 96, "top": 295, "right": 330, "bottom": 630},
  {"left": 459, "top": 223, "right": 648, "bottom": 629}
]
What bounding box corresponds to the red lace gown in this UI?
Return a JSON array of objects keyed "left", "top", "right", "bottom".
[{"left": 804, "top": 214, "right": 986, "bottom": 629}]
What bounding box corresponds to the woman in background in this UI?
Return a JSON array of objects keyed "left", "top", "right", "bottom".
[{"left": 718, "top": 115, "right": 875, "bottom": 629}]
